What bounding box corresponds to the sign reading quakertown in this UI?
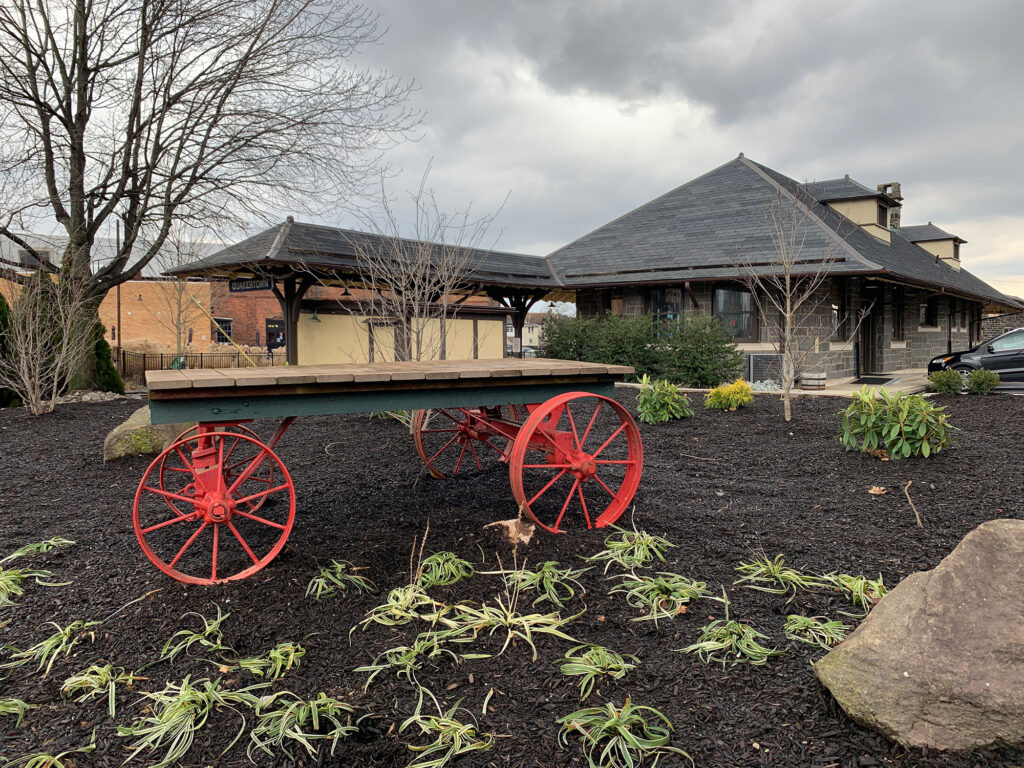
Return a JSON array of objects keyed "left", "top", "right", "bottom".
[{"left": 228, "top": 277, "right": 273, "bottom": 293}]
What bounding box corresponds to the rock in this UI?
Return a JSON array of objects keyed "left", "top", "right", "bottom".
[
  {"left": 815, "top": 519, "right": 1024, "bottom": 751},
  {"left": 103, "top": 406, "right": 193, "bottom": 462}
]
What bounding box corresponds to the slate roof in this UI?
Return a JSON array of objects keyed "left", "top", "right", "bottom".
[
  {"left": 545, "top": 156, "right": 1019, "bottom": 309},
  {"left": 171, "top": 157, "right": 1019, "bottom": 311},
  {"left": 900, "top": 223, "right": 964, "bottom": 243},
  {"left": 169, "top": 219, "right": 557, "bottom": 290},
  {"left": 799, "top": 177, "right": 896, "bottom": 204}
]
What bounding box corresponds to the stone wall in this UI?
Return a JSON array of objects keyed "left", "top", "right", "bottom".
[
  {"left": 576, "top": 278, "right": 981, "bottom": 382},
  {"left": 982, "top": 312, "right": 1024, "bottom": 338}
]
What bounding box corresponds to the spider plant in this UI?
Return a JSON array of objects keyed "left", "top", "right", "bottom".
[
  {"left": 0, "top": 567, "right": 70, "bottom": 608},
  {"left": 357, "top": 584, "right": 447, "bottom": 630},
  {"left": 400, "top": 701, "right": 494, "bottom": 767},
  {"left": 2, "top": 735, "right": 96, "bottom": 768},
  {"left": 1, "top": 619, "right": 101, "bottom": 676},
  {"left": 305, "top": 560, "right": 375, "bottom": 599},
  {"left": 825, "top": 573, "right": 888, "bottom": 614},
  {"left": 60, "top": 663, "right": 144, "bottom": 716},
  {"left": 237, "top": 642, "right": 305, "bottom": 680},
  {"left": 583, "top": 523, "right": 676, "bottom": 573},
  {"left": 441, "top": 595, "right": 580, "bottom": 661},
  {"left": 417, "top": 551, "right": 474, "bottom": 590},
  {"left": 505, "top": 561, "right": 590, "bottom": 608},
  {"left": 783, "top": 615, "right": 851, "bottom": 649},
  {"left": 557, "top": 697, "right": 691, "bottom": 768},
  {"left": 1, "top": 537, "right": 76, "bottom": 564},
  {"left": 609, "top": 572, "right": 710, "bottom": 625},
  {"left": 157, "top": 607, "right": 233, "bottom": 664},
  {"left": 678, "top": 596, "right": 783, "bottom": 667},
  {"left": 0, "top": 697, "right": 36, "bottom": 727},
  {"left": 555, "top": 645, "right": 638, "bottom": 701},
  {"left": 356, "top": 630, "right": 458, "bottom": 690},
  {"left": 118, "top": 676, "right": 266, "bottom": 768},
  {"left": 733, "top": 552, "right": 832, "bottom": 596},
  {"left": 248, "top": 692, "right": 359, "bottom": 760}
]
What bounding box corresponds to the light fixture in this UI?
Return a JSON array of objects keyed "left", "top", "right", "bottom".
[
  {"left": 137, "top": 294, "right": 143, "bottom": 301},
  {"left": 341, "top": 284, "right": 351, "bottom": 297},
  {"left": 310, "top": 308, "right": 322, "bottom": 323}
]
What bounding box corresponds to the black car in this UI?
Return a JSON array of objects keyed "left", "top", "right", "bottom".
[{"left": 928, "top": 327, "right": 1024, "bottom": 382}]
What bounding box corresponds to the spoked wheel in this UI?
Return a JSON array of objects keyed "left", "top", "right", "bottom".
[
  {"left": 509, "top": 392, "right": 643, "bottom": 533},
  {"left": 157, "top": 424, "right": 273, "bottom": 515},
  {"left": 134, "top": 429, "right": 295, "bottom": 584},
  {"left": 412, "top": 405, "right": 521, "bottom": 479}
]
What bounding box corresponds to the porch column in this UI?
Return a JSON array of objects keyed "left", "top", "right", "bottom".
[{"left": 271, "top": 275, "right": 315, "bottom": 365}]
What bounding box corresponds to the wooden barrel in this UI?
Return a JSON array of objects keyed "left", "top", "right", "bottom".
[{"left": 799, "top": 372, "right": 827, "bottom": 390}]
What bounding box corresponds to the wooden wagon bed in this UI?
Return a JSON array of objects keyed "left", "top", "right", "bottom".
[
  {"left": 145, "top": 359, "right": 634, "bottom": 424},
  {"left": 135, "top": 358, "right": 642, "bottom": 584}
]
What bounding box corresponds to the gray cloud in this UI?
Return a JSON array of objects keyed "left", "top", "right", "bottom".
[{"left": 337, "top": 0, "right": 1024, "bottom": 287}]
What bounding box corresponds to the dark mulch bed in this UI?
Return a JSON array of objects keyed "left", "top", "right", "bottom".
[{"left": 1, "top": 392, "right": 1022, "bottom": 768}]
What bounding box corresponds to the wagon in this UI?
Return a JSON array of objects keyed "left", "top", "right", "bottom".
[{"left": 135, "top": 359, "right": 643, "bottom": 585}]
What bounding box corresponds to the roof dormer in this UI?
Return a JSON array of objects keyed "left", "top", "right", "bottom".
[
  {"left": 801, "top": 176, "right": 903, "bottom": 243},
  {"left": 901, "top": 223, "right": 965, "bottom": 271}
]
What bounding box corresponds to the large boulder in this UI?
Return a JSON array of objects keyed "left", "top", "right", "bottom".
[
  {"left": 103, "top": 406, "right": 193, "bottom": 462},
  {"left": 815, "top": 518, "right": 1024, "bottom": 751}
]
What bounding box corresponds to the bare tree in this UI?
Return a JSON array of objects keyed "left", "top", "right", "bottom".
[
  {"left": 0, "top": 272, "right": 95, "bottom": 414},
  {"left": 142, "top": 229, "right": 212, "bottom": 356},
  {"left": 741, "top": 191, "right": 865, "bottom": 421},
  {"left": 0, "top": 0, "right": 417, "bottom": 376},
  {"left": 342, "top": 170, "right": 504, "bottom": 362}
]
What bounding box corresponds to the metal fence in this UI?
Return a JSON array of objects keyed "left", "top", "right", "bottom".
[{"left": 119, "top": 349, "right": 288, "bottom": 384}]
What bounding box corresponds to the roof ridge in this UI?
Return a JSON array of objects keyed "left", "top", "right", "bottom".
[
  {"left": 740, "top": 158, "right": 881, "bottom": 271},
  {"left": 264, "top": 218, "right": 293, "bottom": 261},
  {"left": 544, "top": 155, "right": 749, "bottom": 261}
]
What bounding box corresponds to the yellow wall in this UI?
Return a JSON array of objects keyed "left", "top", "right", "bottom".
[
  {"left": 915, "top": 239, "right": 960, "bottom": 270},
  {"left": 296, "top": 312, "right": 505, "bottom": 364},
  {"left": 826, "top": 199, "right": 891, "bottom": 242}
]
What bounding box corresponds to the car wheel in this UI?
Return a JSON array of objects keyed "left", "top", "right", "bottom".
[{"left": 953, "top": 366, "right": 972, "bottom": 390}]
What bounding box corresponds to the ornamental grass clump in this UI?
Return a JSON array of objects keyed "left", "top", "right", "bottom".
[
  {"left": 157, "top": 608, "right": 233, "bottom": 664},
  {"left": 0, "top": 566, "right": 68, "bottom": 608},
  {"left": 1, "top": 537, "right": 76, "bottom": 564},
  {"left": 417, "top": 551, "right": 474, "bottom": 590},
  {"left": 678, "top": 595, "right": 782, "bottom": 666},
  {"left": 609, "top": 572, "right": 710, "bottom": 624},
  {"left": 636, "top": 374, "right": 693, "bottom": 424},
  {"left": 118, "top": 676, "right": 266, "bottom": 768},
  {"left": 1, "top": 619, "right": 101, "bottom": 676},
  {"left": 356, "top": 631, "right": 458, "bottom": 690},
  {"left": 557, "top": 697, "right": 691, "bottom": 768},
  {"left": 733, "top": 552, "right": 833, "bottom": 597},
  {"left": 583, "top": 523, "right": 676, "bottom": 573},
  {"left": 61, "top": 663, "right": 144, "bottom": 716},
  {"left": 357, "top": 584, "right": 447, "bottom": 630},
  {"left": 783, "top": 615, "right": 850, "bottom": 649},
  {"left": 967, "top": 368, "right": 1000, "bottom": 395},
  {"left": 839, "top": 386, "right": 953, "bottom": 459},
  {"left": 704, "top": 379, "right": 754, "bottom": 411},
  {"left": 440, "top": 595, "right": 580, "bottom": 661},
  {"left": 305, "top": 560, "right": 375, "bottom": 599},
  {"left": 0, "top": 697, "right": 35, "bottom": 727},
  {"left": 400, "top": 702, "right": 494, "bottom": 767},
  {"left": 555, "top": 645, "right": 638, "bottom": 701},
  {"left": 237, "top": 642, "right": 305, "bottom": 680},
  {"left": 248, "top": 692, "right": 359, "bottom": 761},
  {"left": 504, "top": 561, "right": 590, "bottom": 608},
  {"left": 928, "top": 368, "right": 963, "bottom": 395},
  {"left": 825, "top": 573, "right": 888, "bottom": 615}
]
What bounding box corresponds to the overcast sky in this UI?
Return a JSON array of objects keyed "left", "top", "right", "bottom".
[{"left": 334, "top": 0, "right": 1024, "bottom": 299}]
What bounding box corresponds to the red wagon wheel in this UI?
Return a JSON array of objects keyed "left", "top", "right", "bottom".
[
  {"left": 134, "top": 430, "right": 295, "bottom": 584},
  {"left": 509, "top": 392, "right": 643, "bottom": 533},
  {"left": 157, "top": 424, "right": 273, "bottom": 515},
  {"left": 412, "top": 405, "right": 520, "bottom": 479}
]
